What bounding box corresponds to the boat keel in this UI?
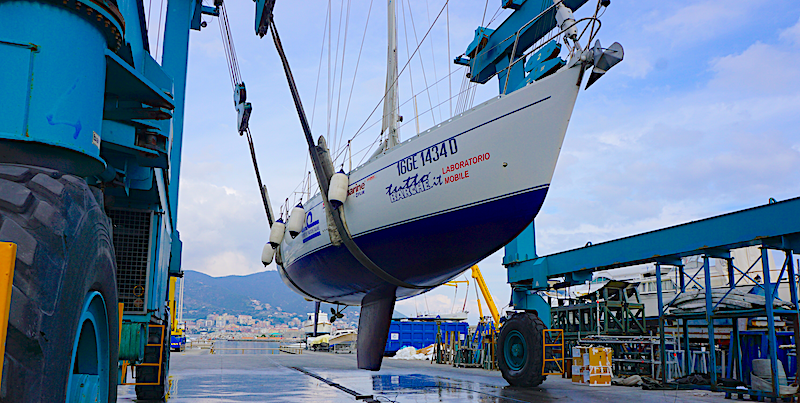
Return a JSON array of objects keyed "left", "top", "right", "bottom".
[{"left": 356, "top": 287, "right": 397, "bottom": 370}]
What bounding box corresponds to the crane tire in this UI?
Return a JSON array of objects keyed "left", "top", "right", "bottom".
[
  {"left": 497, "top": 311, "right": 546, "bottom": 387},
  {"left": 0, "top": 163, "right": 119, "bottom": 402}
]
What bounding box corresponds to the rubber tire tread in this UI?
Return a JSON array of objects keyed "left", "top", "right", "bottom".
[
  {"left": 497, "top": 311, "right": 546, "bottom": 387},
  {"left": 0, "top": 163, "right": 119, "bottom": 402}
]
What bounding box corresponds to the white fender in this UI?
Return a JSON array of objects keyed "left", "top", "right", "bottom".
[
  {"left": 261, "top": 243, "right": 275, "bottom": 266},
  {"left": 554, "top": 2, "right": 577, "bottom": 39},
  {"left": 269, "top": 218, "right": 286, "bottom": 247},
  {"left": 328, "top": 172, "right": 349, "bottom": 207},
  {"left": 287, "top": 204, "right": 305, "bottom": 238}
]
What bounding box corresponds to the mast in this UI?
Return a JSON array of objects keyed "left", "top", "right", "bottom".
[{"left": 380, "top": 0, "right": 399, "bottom": 150}]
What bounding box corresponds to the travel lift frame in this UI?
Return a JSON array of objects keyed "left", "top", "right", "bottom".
[
  {"left": 255, "top": 0, "right": 621, "bottom": 374},
  {"left": 503, "top": 196, "right": 800, "bottom": 393}
]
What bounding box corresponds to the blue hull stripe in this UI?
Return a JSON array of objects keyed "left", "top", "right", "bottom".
[
  {"left": 282, "top": 186, "right": 550, "bottom": 305},
  {"left": 293, "top": 183, "right": 550, "bottom": 264}
]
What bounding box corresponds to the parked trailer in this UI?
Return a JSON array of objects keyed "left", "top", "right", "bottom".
[{"left": 0, "top": 0, "right": 217, "bottom": 399}]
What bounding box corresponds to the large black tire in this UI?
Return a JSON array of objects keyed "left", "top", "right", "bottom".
[
  {"left": 497, "top": 311, "right": 546, "bottom": 387},
  {"left": 0, "top": 164, "right": 119, "bottom": 402}
]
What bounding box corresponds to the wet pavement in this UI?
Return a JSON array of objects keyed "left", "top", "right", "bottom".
[{"left": 118, "top": 349, "right": 727, "bottom": 402}]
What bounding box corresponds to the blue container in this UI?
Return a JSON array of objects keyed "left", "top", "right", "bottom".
[
  {"left": 0, "top": 0, "right": 123, "bottom": 176},
  {"left": 384, "top": 320, "right": 469, "bottom": 354},
  {"left": 739, "top": 331, "right": 796, "bottom": 384}
]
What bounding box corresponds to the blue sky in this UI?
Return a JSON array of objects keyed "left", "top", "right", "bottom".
[{"left": 160, "top": 0, "right": 800, "bottom": 322}]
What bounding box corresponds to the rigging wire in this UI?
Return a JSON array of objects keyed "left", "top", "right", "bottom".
[
  {"left": 486, "top": 5, "right": 503, "bottom": 26},
  {"left": 154, "top": 0, "right": 165, "bottom": 62},
  {"left": 326, "top": 0, "right": 332, "bottom": 147},
  {"left": 405, "top": 0, "right": 437, "bottom": 127},
  {"left": 335, "top": 0, "right": 375, "bottom": 169},
  {"left": 146, "top": 0, "right": 153, "bottom": 43},
  {"left": 332, "top": 65, "right": 465, "bottom": 164},
  {"left": 306, "top": 1, "right": 332, "bottom": 180},
  {"left": 398, "top": 0, "right": 418, "bottom": 135},
  {"left": 446, "top": 1, "right": 452, "bottom": 117},
  {"left": 217, "top": 5, "right": 236, "bottom": 88},
  {"left": 347, "top": 0, "right": 450, "bottom": 150},
  {"left": 425, "top": 0, "right": 444, "bottom": 123},
  {"left": 332, "top": 0, "right": 352, "bottom": 155},
  {"left": 398, "top": 74, "right": 480, "bottom": 133},
  {"left": 329, "top": 0, "right": 349, "bottom": 153}
]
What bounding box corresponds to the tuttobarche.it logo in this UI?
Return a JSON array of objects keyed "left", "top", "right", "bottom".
[{"left": 385, "top": 172, "right": 443, "bottom": 203}]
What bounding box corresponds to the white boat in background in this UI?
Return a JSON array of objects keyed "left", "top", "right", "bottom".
[
  {"left": 412, "top": 311, "right": 469, "bottom": 322},
  {"left": 329, "top": 328, "right": 357, "bottom": 345},
  {"left": 301, "top": 312, "right": 331, "bottom": 335}
]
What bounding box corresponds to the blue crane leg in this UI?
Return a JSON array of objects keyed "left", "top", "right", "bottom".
[
  {"left": 0, "top": 0, "right": 112, "bottom": 176},
  {"left": 161, "top": 0, "right": 198, "bottom": 225}
]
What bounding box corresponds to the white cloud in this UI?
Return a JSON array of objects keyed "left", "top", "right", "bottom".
[
  {"left": 200, "top": 250, "right": 270, "bottom": 277},
  {"left": 614, "top": 46, "right": 653, "bottom": 79},
  {"left": 779, "top": 16, "right": 800, "bottom": 46},
  {"left": 534, "top": 16, "right": 800, "bottom": 255},
  {"left": 647, "top": 0, "right": 764, "bottom": 45},
  {"left": 708, "top": 42, "right": 800, "bottom": 96}
]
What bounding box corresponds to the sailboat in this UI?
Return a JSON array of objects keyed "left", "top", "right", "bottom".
[{"left": 259, "top": 0, "right": 623, "bottom": 370}]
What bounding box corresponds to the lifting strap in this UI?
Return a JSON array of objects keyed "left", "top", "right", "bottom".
[{"left": 267, "top": 19, "right": 428, "bottom": 290}]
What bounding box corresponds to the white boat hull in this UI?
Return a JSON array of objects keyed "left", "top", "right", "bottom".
[{"left": 278, "top": 64, "right": 583, "bottom": 305}]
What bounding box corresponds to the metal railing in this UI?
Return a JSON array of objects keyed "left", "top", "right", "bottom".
[{"left": 207, "top": 344, "right": 303, "bottom": 355}]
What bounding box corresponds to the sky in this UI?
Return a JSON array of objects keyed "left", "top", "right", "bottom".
[{"left": 151, "top": 0, "right": 800, "bottom": 324}]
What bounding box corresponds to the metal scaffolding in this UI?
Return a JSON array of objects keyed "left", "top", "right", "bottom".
[
  {"left": 507, "top": 197, "right": 800, "bottom": 399},
  {"left": 660, "top": 248, "right": 798, "bottom": 400}
]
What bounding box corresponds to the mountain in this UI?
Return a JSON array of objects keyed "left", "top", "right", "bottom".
[{"left": 181, "top": 270, "right": 339, "bottom": 322}]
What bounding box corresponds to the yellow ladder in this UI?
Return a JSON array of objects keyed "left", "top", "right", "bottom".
[
  {"left": 120, "top": 324, "right": 165, "bottom": 385},
  {"left": 542, "top": 329, "right": 565, "bottom": 376}
]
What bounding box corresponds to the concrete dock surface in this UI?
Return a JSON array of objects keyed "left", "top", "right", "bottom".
[{"left": 118, "top": 348, "right": 727, "bottom": 402}]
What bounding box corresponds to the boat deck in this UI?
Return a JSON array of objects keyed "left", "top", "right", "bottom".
[{"left": 118, "top": 348, "right": 728, "bottom": 402}]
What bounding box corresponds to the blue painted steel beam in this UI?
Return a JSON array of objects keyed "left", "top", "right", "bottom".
[
  {"left": 508, "top": 197, "right": 800, "bottom": 285},
  {"left": 464, "top": 0, "right": 588, "bottom": 84},
  {"left": 161, "top": 0, "right": 198, "bottom": 227}
]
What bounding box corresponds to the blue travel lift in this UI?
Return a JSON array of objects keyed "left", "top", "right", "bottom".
[
  {"left": 0, "top": 0, "right": 223, "bottom": 399},
  {"left": 502, "top": 197, "right": 800, "bottom": 397}
]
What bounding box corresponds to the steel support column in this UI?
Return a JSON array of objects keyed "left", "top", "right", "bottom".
[
  {"left": 703, "top": 255, "right": 717, "bottom": 389},
  {"left": 787, "top": 251, "right": 799, "bottom": 354},
  {"left": 761, "top": 248, "right": 780, "bottom": 399},
  {"left": 680, "top": 265, "right": 690, "bottom": 375},
  {"left": 656, "top": 262, "right": 667, "bottom": 384}
]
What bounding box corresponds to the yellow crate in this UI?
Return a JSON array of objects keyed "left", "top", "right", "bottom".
[
  {"left": 571, "top": 365, "right": 584, "bottom": 383},
  {"left": 589, "top": 365, "right": 612, "bottom": 387},
  {"left": 588, "top": 347, "right": 612, "bottom": 367}
]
